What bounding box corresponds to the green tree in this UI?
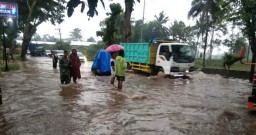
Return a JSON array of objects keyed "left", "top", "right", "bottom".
[
  {"left": 70, "top": 28, "right": 83, "bottom": 41},
  {"left": 223, "top": 53, "right": 242, "bottom": 78},
  {"left": 124, "top": 0, "right": 140, "bottom": 42},
  {"left": 131, "top": 19, "right": 143, "bottom": 42},
  {"left": 87, "top": 37, "right": 96, "bottom": 42},
  {"left": 152, "top": 11, "right": 170, "bottom": 39},
  {"left": 188, "top": 0, "right": 221, "bottom": 67},
  {"left": 223, "top": 35, "right": 248, "bottom": 54},
  {"left": 0, "top": 20, "right": 19, "bottom": 50},
  {"left": 96, "top": 3, "right": 123, "bottom": 46},
  {"left": 42, "top": 34, "right": 57, "bottom": 42},
  {"left": 67, "top": 0, "right": 140, "bottom": 42},
  {"left": 66, "top": 0, "right": 105, "bottom": 18},
  {"left": 15, "top": 0, "right": 66, "bottom": 60},
  {"left": 52, "top": 41, "right": 71, "bottom": 51},
  {"left": 169, "top": 20, "right": 194, "bottom": 42},
  {"left": 218, "top": 0, "right": 256, "bottom": 81},
  {"left": 31, "top": 33, "right": 42, "bottom": 41},
  {"left": 142, "top": 21, "right": 159, "bottom": 41}
]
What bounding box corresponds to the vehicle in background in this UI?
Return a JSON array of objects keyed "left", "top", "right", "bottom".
[
  {"left": 77, "top": 52, "right": 87, "bottom": 62},
  {"left": 120, "top": 38, "right": 196, "bottom": 77},
  {"left": 28, "top": 43, "right": 45, "bottom": 56},
  {"left": 45, "top": 50, "right": 51, "bottom": 57},
  {"left": 53, "top": 50, "right": 64, "bottom": 59},
  {"left": 27, "top": 50, "right": 30, "bottom": 55}
]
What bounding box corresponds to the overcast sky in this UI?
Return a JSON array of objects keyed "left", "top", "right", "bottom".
[{"left": 37, "top": 0, "right": 193, "bottom": 41}]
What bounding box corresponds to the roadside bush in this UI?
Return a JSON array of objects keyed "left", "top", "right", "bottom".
[
  {"left": 85, "top": 43, "right": 106, "bottom": 61},
  {"left": 195, "top": 57, "right": 251, "bottom": 71}
]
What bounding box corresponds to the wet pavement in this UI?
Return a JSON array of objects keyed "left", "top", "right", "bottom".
[{"left": 0, "top": 56, "right": 256, "bottom": 135}]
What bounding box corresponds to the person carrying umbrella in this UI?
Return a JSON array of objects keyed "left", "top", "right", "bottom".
[{"left": 105, "top": 44, "right": 125, "bottom": 87}]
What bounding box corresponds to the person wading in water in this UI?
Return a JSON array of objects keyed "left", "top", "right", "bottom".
[{"left": 69, "top": 49, "right": 81, "bottom": 83}]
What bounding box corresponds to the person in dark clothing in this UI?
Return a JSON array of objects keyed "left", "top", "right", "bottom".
[
  {"left": 52, "top": 51, "right": 58, "bottom": 68},
  {"left": 59, "top": 50, "right": 71, "bottom": 84},
  {"left": 69, "top": 49, "right": 81, "bottom": 83}
]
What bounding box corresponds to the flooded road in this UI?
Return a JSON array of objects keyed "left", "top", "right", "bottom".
[{"left": 0, "top": 56, "right": 255, "bottom": 135}]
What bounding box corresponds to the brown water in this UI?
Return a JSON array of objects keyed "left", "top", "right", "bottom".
[{"left": 0, "top": 56, "right": 255, "bottom": 135}]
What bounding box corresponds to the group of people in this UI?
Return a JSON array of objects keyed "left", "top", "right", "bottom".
[
  {"left": 53, "top": 48, "right": 127, "bottom": 90},
  {"left": 110, "top": 50, "right": 127, "bottom": 90},
  {"left": 52, "top": 49, "right": 81, "bottom": 84}
]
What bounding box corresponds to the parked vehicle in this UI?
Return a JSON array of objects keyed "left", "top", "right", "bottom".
[
  {"left": 120, "top": 38, "right": 196, "bottom": 77},
  {"left": 77, "top": 52, "right": 86, "bottom": 62},
  {"left": 28, "top": 43, "right": 46, "bottom": 56},
  {"left": 45, "top": 50, "right": 51, "bottom": 57},
  {"left": 50, "top": 50, "right": 64, "bottom": 59}
]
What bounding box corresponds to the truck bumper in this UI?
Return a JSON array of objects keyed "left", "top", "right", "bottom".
[{"left": 170, "top": 70, "right": 192, "bottom": 78}]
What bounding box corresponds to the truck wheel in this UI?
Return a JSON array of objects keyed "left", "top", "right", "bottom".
[
  {"left": 157, "top": 67, "right": 165, "bottom": 76},
  {"left": 150, "top": 66, "right": 158, "bottom": 76},
  {"left": 182, "top": 75, "right": 190, "bottom": 79},
  {"left": 127, "top": 63, "right": 131, "bottom": 69}
]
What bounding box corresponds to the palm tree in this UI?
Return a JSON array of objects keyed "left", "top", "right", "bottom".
[
  {"left": 153, "top": 11, "right": 170, "bottom": 39},
  {"left": 188, "top": 0, "right": 221, "bottom": 67}
]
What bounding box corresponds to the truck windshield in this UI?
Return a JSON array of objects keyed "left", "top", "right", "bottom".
[{"left": 171, "top": 45, "right": 195, "bottom": 63}]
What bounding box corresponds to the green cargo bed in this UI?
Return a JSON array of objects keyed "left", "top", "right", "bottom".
[{"left": 121, "top": 42, "right": 156, "bottom": 64}]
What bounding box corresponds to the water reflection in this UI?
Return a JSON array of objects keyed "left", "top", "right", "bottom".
[
  {"left": 59, "top": 84, "right": 81, "bottom": 100},
  {"left": 0, "top": 110, "right": 7, "bottom": 135}
]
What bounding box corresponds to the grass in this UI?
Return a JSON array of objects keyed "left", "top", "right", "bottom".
[
  {"left": 0, "top": 55, "right": 21, "bottom": 77},
  {"left": 195, "top": 58, "right": 252, "bottom": 71}
]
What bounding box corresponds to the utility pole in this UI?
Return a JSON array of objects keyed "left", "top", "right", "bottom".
[
  {"left": 56, "top": 27, "right": 62, "bottom": 47},
  {"left": 140, "top": 0, "right": 145, "bottom": 42},
  {"left": 2, "top": 19, "right": 9, "bottom": 71}
]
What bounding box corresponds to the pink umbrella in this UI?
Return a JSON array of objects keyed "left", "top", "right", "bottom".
[{"left": 105, "top": 44, "right": 124, "bottom": 52}]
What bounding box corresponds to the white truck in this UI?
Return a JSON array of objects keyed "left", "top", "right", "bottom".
[{"left": 120, "top": 39, "right": 196, "bottom": 77}]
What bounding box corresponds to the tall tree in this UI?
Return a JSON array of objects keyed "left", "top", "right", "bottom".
[
  {"left": 169, "top": 20, "right": 194, "bottom": 42},
  {"left": 42, "top": 34, "right": 57, "bottom": 42},
  {"left": 70, "top": 28, "right": 83, "bottom": 41},
  {"left": 67, "top": 0, "right": 140, "bottom": 42},
  {"left": 15, "top": 0, "right": 66, "bottom": 60},
  {"left": 124, "top": 0, "right": 140, "bottom": 42},
  {"left": 223, "top": 35, "right": 248, "bottom": 54},
  {"left": 188, "top": 0, "right": 221, "bottom": 67},
  {"left": 219, "top": 0, "right": 256, "bottom": 81},
  {"left": 31, "top": 33, "right": 42, "bottom": 41},
  {"left": 96, "top": 3, "right": 123, "bottom": 46},
  {"left": 153, "top": 11, "right": 170, "bottom": 39},
  {"left": 87, "top": 37, "right": 96, "bottom": 42},
  {"left": 131, "top": 19, "right": 143, "bottom": 42}
]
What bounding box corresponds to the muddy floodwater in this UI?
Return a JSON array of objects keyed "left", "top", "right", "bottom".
[{"left": 0, "top": 56, "right": 256, "bottom": 135}]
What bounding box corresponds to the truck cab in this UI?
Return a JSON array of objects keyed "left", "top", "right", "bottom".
[{"left": 156, "top": 43, "right": 195, "bottom": 76}]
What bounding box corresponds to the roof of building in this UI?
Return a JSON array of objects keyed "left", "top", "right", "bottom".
[{"left": 15, "top": 40, "right": 97, "bottom": 46}]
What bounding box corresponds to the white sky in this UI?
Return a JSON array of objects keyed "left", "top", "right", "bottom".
[{"left": 37, "top": 0, "right": 193, "bottom": 41}]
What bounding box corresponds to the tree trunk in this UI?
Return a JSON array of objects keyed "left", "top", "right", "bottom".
[
  {"left": 203, "top": 30, "right": 209, "bottom": 67},
  {"left": 124, "top": 1, "right": 132, "bottom": 42},
  {"left": 21, "top": 24, "right": 36, "bottom": 60},
  {"left": 202, "top": 13, "right": 209, "bottom": 67},
  {"left": 249, "top": 36, "right": 256, "bottom": 82},
  {"left": 209, "top": 28, "right": 215, "bottom": 60}
]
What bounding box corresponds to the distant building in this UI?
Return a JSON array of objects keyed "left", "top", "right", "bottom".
[{"left": 15, "top": 40, "right": 97, "bottom": 46}]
